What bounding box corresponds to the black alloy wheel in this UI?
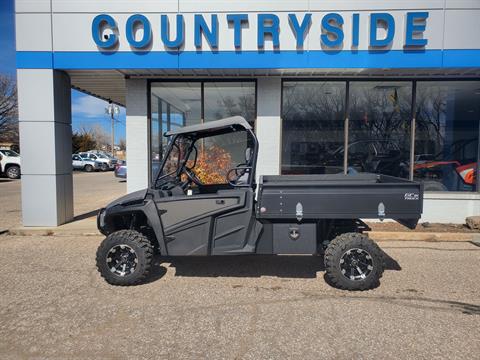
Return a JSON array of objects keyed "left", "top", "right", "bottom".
[{"left": 324, "top": 233, "right": 384, "bottom": 291}]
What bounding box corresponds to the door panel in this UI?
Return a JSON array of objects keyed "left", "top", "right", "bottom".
[
  {"left": 212, "top": 192, "right": 256, "bottom": 254},
  {"left": 160, "top": 197, "right": 240, "bottom": 229},
  {"left": 165, "top": 218, "right": 211, "bottom": 256},
  {"left": 156, "top": 189, "right": 255, "bottom": 255}
]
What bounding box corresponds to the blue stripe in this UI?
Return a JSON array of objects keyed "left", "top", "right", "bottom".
[
  {"left": 16, "top": 51, "right": 53, "bottom": 69},
  {"left": 443, "top": 49, "right": 480, "bottom": 68},
  {"left": 16, "top": 49, "right": 480, "bottom": 70}
]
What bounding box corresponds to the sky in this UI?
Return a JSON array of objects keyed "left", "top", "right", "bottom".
[{"left": 0, "top": 0, "right": 126, "bottom": 142}]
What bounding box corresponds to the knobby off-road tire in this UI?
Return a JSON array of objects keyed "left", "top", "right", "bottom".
[
  {"left": 324, "top": 233, "right": 384, "bottom": 291},
  {"left": 96, "top": 230, "right": 153, "bottom": 286}
]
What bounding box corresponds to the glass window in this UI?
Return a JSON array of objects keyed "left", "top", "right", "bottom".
[
  {"left": 204, "top": 82, "right": 256, "bottom": 122},
  {"left": 1, "top": 150, "right": 19, "bottom": 157},
  {"left": 282, "top": 81, "right": 346, "bottom": 175},
  {"left": 190, "top": 131, "right": 250, "bottom": 185},
  {"left": 415, "top": 81, "right": 480, "bottom": 192},
  {"left": 150, "top": 82, "right": 202, "bottom": 181},
  {"left": 349, "top": 82, "right": 412, "bottom": 178}
]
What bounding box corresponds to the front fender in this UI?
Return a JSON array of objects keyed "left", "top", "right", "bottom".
[{"left": 98, "top": 199, "right": 168, "bottom": 255}]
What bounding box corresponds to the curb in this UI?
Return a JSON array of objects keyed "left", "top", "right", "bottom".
[
  {"left": 7, "top": 228, "right": 100, "bottom": 237},
  {"left": 5, "top": 227, "right": 480, "bottom": 243},
  {"left": 368, "top": 231, "right": 480, "bottom": 242}
]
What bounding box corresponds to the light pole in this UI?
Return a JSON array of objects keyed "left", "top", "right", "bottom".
[{"left": 105, "top": 102, "right": 120, "bottom": 157}]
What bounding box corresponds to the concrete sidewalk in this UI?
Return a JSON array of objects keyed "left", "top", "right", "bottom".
[
  {"left": 0, "top": 171, "right": 126, "bottom": 232},
  {"left": 8, "top": 216, "right": 480, "bottom": 243}
]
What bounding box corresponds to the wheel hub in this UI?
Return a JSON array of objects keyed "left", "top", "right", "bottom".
[
  {"left": 106, "top": 244, "right": 138, "bottom": 277},
  {"left": 339, "top": 248, "right": 374, "bottom": 281}
]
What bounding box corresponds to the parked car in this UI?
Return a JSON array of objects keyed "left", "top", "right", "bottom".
[
  {"left": 78, "top": 152, "right": 116, "bottom": 171},
  {"left": 72, "top": 154, "right": 101, "bottom": 172},
  {"left": 114, "top": 160, "right": 126, "bottom": 178},
  {"left": 0, "top": 149, "right": 21, "bottom": 179}
]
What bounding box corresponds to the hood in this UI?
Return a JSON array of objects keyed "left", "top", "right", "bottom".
[{"left": 106, "top": 189, "right": 147, "bottom": 208}]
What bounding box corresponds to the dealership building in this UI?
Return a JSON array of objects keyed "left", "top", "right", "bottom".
[{"left": 15, "top": 0, "right": 480, "bottom": 226}]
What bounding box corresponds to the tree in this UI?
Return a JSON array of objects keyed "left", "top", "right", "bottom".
[
  {"left": 72, "top": 129, "right": 97, "bottom": 153},
  {"left": 0, "top": 75, "right": 18, "bottom": 143},
  {"left": 118, "top": 138, "right": 126, "bottom": 151},
  {"left": 89, "top": 124, "right": 110, "bottom": 150}
]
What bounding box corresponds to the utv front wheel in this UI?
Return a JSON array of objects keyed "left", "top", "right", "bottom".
[
  {"left": 324, "top": 233, "right": 384, "bottom": 291},
  {"left": 96, "top": 230, "right": 153, "bottom": 286}
]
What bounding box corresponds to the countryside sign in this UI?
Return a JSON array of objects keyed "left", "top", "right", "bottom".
[{"left": 92, "top": 12, "right": 429, "bottom": 50}]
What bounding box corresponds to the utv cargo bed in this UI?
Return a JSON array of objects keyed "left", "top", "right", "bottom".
[{"left": 257, "top": 173, "right": 423, "bottom": 229}]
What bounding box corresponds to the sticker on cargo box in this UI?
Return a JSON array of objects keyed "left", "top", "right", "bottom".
[{"left": 404, "top": 193, "right": 420, "bottom": 201}]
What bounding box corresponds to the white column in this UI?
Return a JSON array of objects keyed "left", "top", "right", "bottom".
[
  {"left": 255, "top": 78, "right": 282, "bottom": 178},
  {"left": 126, "top": 79, "right": 149, "bottom": 193},
  {"left": 18, "top": 70, "right": 73, "bottom": 226}
]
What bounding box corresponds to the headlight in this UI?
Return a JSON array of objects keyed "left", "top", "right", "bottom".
[{"left": 97, "top": 208, "right": 106, "bottom": 229}]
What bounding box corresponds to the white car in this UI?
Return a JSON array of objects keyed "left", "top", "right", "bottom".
[
  {"left": 0, "top": 149, "right": 21, "bottom": 179},
  {"left": 72, "top": 154, "right": 101, "bottom": 172},
  {"left": 78, "top": 152, "right": 116, "bottom": 171}
]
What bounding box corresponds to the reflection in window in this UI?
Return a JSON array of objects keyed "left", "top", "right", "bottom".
[
  {"left": 349, "top": 82, "right": 412, "bottom": 178},
  {"left": 282, "top": 81, "right": 346, "bottom": 174},
  {"left": 415, "top": 82, "right": 480, "bottom": 192},
  {"left": 150, "top": 82, "right": 202, "bottom": 182},
  {"left": 190, "top": 131, "right": 250, "bottom": 185},
  {"left": 204, "top": 82, "right": 256, "bottom": 122}
]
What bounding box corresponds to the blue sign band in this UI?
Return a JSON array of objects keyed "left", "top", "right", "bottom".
[{"left": 16, "top": 49, "right": 480, "bottom": 70}]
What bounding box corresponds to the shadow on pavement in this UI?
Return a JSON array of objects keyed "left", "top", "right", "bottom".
[
  {"left": 151, "top": 248, "right": 401, "bottom": 280},
  {"left": 73, "top": 209, "right": 100, "bottom": 222}
]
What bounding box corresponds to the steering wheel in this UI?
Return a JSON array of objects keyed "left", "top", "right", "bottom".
[
  {"left": 234, "top": 163, "right": 248, "bottom": 177},
  {"left": 184, "top": 166, "right": 203, "bottom": 186}
]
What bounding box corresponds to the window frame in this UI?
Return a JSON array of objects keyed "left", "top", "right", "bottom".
[{"left": 148, "top": 78, "right": 258, "bottom": 186}]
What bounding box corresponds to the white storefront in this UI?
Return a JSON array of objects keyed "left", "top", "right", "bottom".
[{"left": 15, "top": 0, "right": 480, "bottom": 226}]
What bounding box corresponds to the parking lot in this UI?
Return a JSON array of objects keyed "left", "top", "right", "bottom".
[
  {"left": 0, "top": 234, "right": 478, "bottom": 359},
  {"left": 0, "top": 172, "right": 479, "bottom": 359},
  {"left": 0, "top": 171, "right": 125, "bottom": 231}
]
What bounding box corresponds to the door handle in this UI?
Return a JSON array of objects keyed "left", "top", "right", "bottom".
[{"left": 216, "top": 199, "right": 225, "bottom": 205}]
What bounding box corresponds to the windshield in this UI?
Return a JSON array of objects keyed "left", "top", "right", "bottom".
[
  {"left": 155, "top": 129, "right": 253, "bottom": 188},
  {"left": 155, "top": 137, "right": 192, "bottom": 186},
  {"left": 0, "top": 150, "right": 19, "bottom": 157}
]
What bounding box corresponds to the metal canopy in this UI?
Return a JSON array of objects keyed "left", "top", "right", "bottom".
[
  {"left": 165, "top": 116, "right": 252, "bottom": 136},
  {"left": 67, "top": 67, "right": 480, "bottom": 108}
]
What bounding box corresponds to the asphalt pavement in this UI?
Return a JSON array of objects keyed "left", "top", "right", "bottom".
[{"left": 0, "top": 236, "right": 478, "bottom": 359}]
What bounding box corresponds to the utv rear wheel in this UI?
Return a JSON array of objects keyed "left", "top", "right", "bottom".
[
  {"left": 96, "top": 230, "right": 153, "bottom": 286},
  {"left": 324, "top": 233, "right": 384, "bottom": 291}
]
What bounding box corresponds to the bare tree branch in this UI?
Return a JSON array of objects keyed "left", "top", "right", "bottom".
[{"left": 0, "top": 75, "right": 18, "bottom": 143}]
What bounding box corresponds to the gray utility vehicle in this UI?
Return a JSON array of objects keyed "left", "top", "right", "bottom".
[{"left": 96, "top": 117, "right": 423, "bottom": 290}]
